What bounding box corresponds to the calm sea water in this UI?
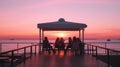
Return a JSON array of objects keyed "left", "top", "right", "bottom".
[{"left": 0, "top": 39, "right": 120, "bottom": 53}]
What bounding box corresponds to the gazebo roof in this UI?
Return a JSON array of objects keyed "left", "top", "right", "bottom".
[{"left": 37, "top": 18, "right": 87, "bottom": 31}]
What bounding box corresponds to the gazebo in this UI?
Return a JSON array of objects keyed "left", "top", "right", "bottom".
[{"left": 37, "top": 18, "right": 87, "bottom": 53}]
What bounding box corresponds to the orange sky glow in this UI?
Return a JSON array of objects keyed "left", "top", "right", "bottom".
[{"left": 0, "top": 0, "right": 120, "bottom": 40}]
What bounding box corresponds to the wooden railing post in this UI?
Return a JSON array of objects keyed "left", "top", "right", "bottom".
[
  {"left": 107, "top": 49, "right": 110, "bottom": 67},
  {"left": 88, "top": 44, "right": 90, "bottom": 54},
  {"left": 92, "top": 45, "right": 94, "bottom": 55},
  {"left": 11, "top": 51, "right": 14, "bottom": 67},
  {"left": 87, "top": 44, "right": 89, "bottom": 54},
  {"left": 95, "top": 46, "right": 98, "bottom": 57},
  {"left": 0, "top": 43, "right": 2, "bottom": 53},
  {"left": 89, "top": 45, "right": 91, "bottom": 54},
  {"left": 105, "top": 42, "right": 107, "bottom": 54},
  {"left": 90, "top": 45, "right": 92, "bottom": 54},
  {"left": 35, "top": 45, "right": 37, "bottom": 55},
  {"left": 24, "top": 47, "right": 26, "bottom": 62},
  {"left": 17, "top": 43, "right": 19, "bottom": 54},
  {"left": 30, "top": 46, "right": 32, "bottom": 57}
]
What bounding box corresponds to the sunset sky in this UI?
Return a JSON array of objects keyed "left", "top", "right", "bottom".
[{"left": 0, "top": 0, "right": 120, "bottom": 40}]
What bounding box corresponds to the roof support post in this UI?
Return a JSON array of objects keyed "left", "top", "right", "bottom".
[
  {"left": 42, "top": 30, "right": 44, "bottom": 43},
  {"left": 82, "top": 29, "right": 85, "bottom": 43},
  {"left": 39, "top": 28, "right": 42, "bottom": 54},
  {"left": 0, "top": 43, "right": 2, "bottom": 52},
  {"left": 79, "top": 29, "right": 81, "bottom": 40}
]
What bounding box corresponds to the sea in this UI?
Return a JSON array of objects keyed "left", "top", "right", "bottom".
[{"left": 0, "top": 39, "right": 120, "bottom": 53}]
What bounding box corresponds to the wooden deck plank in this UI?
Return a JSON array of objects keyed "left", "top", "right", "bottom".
[{"left": 17, "top": 53, "right": 109, "bottom": 67}]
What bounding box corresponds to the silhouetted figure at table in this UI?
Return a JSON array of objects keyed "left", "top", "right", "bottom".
[
  {"left": 55, "top": 37, "right": 60, "bottom": 50},
  {"left": 55, "top": 37, "right": 65, "bottom": 53},
  {"left": 59, "top": 37, "right": 65, "bottom": 53},
  {"left": 71, "top": 36, "right": 80, "bottom": 55},
  {"left": 81, "top": 40, "right": 85, "bottom": 54},
  {"left": 77, "top": 38, "right": 83, "bottom": 55},
  {"left": 65, "top": 37, "right": 72, "bottom": 54},
  {"left": 60, "top": 38, "right": 65, "bottom": 49},
  {"left": 43, "top": 37, "right": 55, "bottom": 54}
]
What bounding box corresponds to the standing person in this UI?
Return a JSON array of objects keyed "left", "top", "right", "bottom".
[
  {"left": 72, "top": 36, "right": 79, "bottom": 55},
  {"left": 81, "top": 41, "right": 85, "bottom": 55},
  {"left": 77, "top": 38, "right": 82, "bottom": 55},
  {"left": 65, "top": 37, "right": 72, "bottom": 54},
  {"left": 43, "top": 37, "right": 55, "bottom": 54}
]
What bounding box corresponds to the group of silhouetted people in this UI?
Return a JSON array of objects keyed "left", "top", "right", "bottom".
[
  {"left": 55, "top": 37, "right": 65, "bottom": 53},
  {"left": 42, "top": 36, "right": 84, "bottom": 55}
]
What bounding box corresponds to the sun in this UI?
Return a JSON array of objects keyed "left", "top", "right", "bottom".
[{"left": 58, "top": 33, "right": 66, "bottom": 37}]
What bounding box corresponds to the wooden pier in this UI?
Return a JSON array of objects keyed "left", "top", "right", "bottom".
[
  {"left": 17, "top": 53, "right": 108, "bottom": 67},
  {"left": 0, "top": 42, "right": 120, "bottom": 67}
]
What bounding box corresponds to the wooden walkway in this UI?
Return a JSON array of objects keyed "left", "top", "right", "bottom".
[{"left": 17, "top": 52, "right": 109, "bottom": 67}]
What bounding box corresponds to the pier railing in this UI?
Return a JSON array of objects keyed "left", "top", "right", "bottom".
[
  {"left": 0, "top": 41, "right": 120, "bottom": 67},
  {"left": 85, "top": 43, "right": 120, "bottom": 67},
  {"left": 0, "top": 43, "right": 38, "bottom": 67}
]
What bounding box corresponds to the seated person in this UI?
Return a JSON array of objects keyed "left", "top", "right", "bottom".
[
  {"left": 65, "top": 37, "right": 72, "bottom": 54},
  {"left": 43, "top": 37, "right": 55, "bottom": 54}
]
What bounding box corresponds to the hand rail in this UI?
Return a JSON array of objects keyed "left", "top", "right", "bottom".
[
  {"left": 85, "top": 43, "right": 120, "bottom": 67},
  {"left": 0, "top": 44, "right": 39, "bottom": 67},
  {"left": 0, "top": 44, "right": 37, "bottom": 54},
  {"left": 85, "top": 43, "right": 120, "bottom": 53}
]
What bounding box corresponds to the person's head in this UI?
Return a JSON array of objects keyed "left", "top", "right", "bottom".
[
  {"left": 55, "top": 37, "right": 59, "bottom": 42},
  {"left": 44, "top": 37, "right": 48, "bottom": 40},
  {"left": 77, "top": 38, "right": 81, "bottom": 42},
  {"left": 73, "top": 36, "right": 76, "bottom": 39},
  {"left": 73, "top": 36, "right": 77, "bottom": 41},
  {"left": 56, "top": 37, "right": 59, "bottom": 41},
  {"left": 68, "top": 37, "right": 71, "bottom": 39},
  {"left": 61, "top": 37, "right": 63, "bottom": 39},
  {"left": 60, "top": 37, "right": 64, "bottom": 41},
  {"left": 68, "top": 37, "right": 72, "bottom": 41}
]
